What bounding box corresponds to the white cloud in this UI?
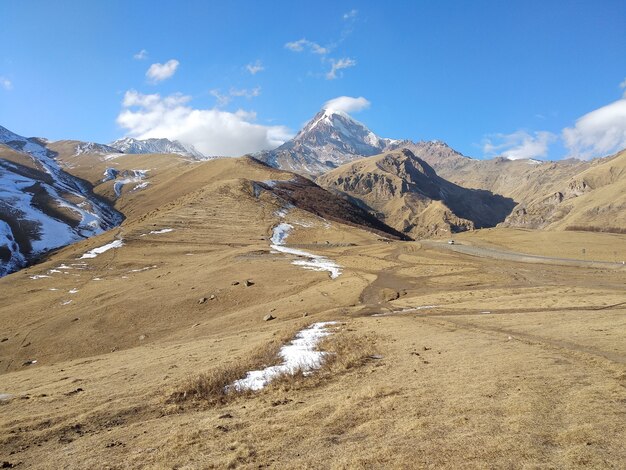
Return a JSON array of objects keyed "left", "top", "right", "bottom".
[
  {"left": 116, "top": 90, "right": 292, "bottom": 156},
  {"left": 210, "top": 87, "right": 261, "bottom": 107},
  {"left": 285, "top": 39, "right": 328, "bottom": 55},
  {"left": 326, "top": 58, "right": 356, "bottom": 80},
  {"left": 343, "top": 9, "right": 358, "bottom": 19},
  {"left": 210, "top": 89, "right": 231, "bottom": 107},
  {"left": 0, "top": 77, "right": 12, "bottom": 90},
  {"left": 230, "top": 87, "right": 261, "bottom": 98},
  {"left": 620, "top": 78, "right": 626, "bottom": 96},
  {"left": 482, "top": 130, "right": 556, "bottom": 160},
  {"left": 246, "top": 60, "right": 264, "bottom": 75},
  {"left": 133, "top": 49, "right": 148, "bottom": 60},
  {"left": 562, "top": 98, "right": 626, "bottom": 159},
  {"left": 323, "top": 96, "right": 370, "bottom": 114},
  {"left": 146, "top": 59, "right": 179, "bottom": 83}
]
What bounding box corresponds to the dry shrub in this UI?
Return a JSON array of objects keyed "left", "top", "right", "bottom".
[
  {"left": 319, "top": 331, "right": 379, "bottom": 372},
  {"left": 565, "top": 225, "right": 626, "bottom": 234}
]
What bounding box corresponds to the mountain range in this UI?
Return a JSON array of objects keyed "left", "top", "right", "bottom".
[
  {"left": 1, "top": 112, "right": 624, "bottom": 470},
  {"left": 1, "top": 107, "right": 624, "bottom": 277}
]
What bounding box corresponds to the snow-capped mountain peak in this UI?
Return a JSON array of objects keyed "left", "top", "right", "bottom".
[
  {"left": 74, "top": 141, "right": 121, "bottom": 156},
  {"left": 295, "top": 108, "right": 388, "bottom": 151},
  {"left": 253, "top": 108, "right": 396, "bottom": 174},
  {"left": 109, "top": 137, "right": 206, "bottom": 159}
]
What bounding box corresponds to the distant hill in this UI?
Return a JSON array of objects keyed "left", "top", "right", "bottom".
[
  {"left": 501, "top": 149, "right": 626, "bottom": 232},
  {"left": 317, "top": 148, "right": 515, "bottom": 238}
]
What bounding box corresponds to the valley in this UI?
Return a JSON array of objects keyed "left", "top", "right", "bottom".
[
  {"left": 0, "top": 110, "right": 624, "bottom": 469},
  {"left": 0, "top": 144, "right": 624, "bottom": 468}
]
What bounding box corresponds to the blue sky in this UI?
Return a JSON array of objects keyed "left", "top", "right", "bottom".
[{"left": 1, "top": 0, "right": 625, "bottom": 159}]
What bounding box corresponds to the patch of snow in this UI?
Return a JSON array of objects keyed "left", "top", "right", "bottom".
[
  {"left": 129, "top": 265, "right": 157, "bottom": 273},
  {"left": 293, "top": 221, "right": 315, "bottom": 228},
  {"left": 372, "top": 305, "right": 438, "bottom": 317},
  {"left": 112, "top": 170, "right": 149, "bottom": 197},
  {"left": 102, "top": 168, "right": 119, "bottom": 182},
  {"left": 29, "top": 275, "right": 50, "bottom": 279},
  {"left": 79, "top": 239, "right": 124, "bottom": 259},
  {"left": 229, "top": 321, "right": 339, "bottom": 391},
  {"left": 68, "top": 288, "right": 79, "bottom": 294},
  {"left": 148, "top": 228, "right": 173, "bottom": 235},
  {"left": 92, "top": 277, "right": 103, "bottom": 281},
  {"left": 61, "top": 300, "right": 72, "bottom": 305},
  {"left": 48, "top": 288, "right": 59, "bottom": 291},
  {"left": 270, "top": 224, "right": 342, "bottom": 279},
  {"left": 273, "top": 204, "right": 294, "bottom": 219},
  {"left": 132, "top": 181, "right": 150, "bottom": 191},
  {"left": 270, "top": 223, "right": 293, "bottom": 245}
]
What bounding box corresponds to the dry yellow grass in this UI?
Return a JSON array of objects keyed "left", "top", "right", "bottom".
[{"left": 0, "top": 156, "right": 624, "bottom": 468}]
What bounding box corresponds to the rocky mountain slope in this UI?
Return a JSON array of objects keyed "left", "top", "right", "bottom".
[
  {"left": 317, "top": 149, "right": 515, "bottom": 238},
  {"left": 501, "top": 149, "right": 626, "bottom": 232},
  {"left": 0, "top": 126, "right": 122, "bottom": 276}
]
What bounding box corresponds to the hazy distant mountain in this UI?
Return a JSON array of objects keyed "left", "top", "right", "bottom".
[
  {"left": 0, "top": 125, "right": 122, "bottom": 276},
  {"left": 109, "top": 137, "right": 206, "bottom": 159}
]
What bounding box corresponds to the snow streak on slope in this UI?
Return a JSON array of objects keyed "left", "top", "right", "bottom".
[
  {"left": 79, "top": 239, "right": 124, "bottom": 259},
  {"left": 270, "top": 223, "right": 341, "bottom": 279},
  {"left": 229, "top": 322, "right": 339, "bottom": 391},
  {"left": 111, "top": 170, "right": 149, "bottom": 197},
  {"left": 0, "top": 163, "right": 94, "bottom": 251}
]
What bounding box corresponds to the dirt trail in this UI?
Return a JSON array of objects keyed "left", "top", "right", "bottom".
[{"left": 421, "top": 240, "right": 626, "bottom": 269}]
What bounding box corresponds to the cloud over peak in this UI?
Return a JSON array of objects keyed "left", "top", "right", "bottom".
[
  {"left": 146, "top": 59, "right": 179, "bottom": 83},
  {"left": 323, "top": 96, "right": 370, "bottom": 114},
  {"left": 117, "top": 90, "right": 291, "bottom": 157},
  {"left": 482, "top": 130, "right": 556, "bottom": 160}
]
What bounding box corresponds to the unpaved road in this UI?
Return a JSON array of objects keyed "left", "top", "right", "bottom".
[{"left": 421, "top": 240, "right": 626, "bottom": 269}]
